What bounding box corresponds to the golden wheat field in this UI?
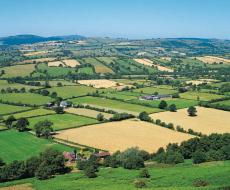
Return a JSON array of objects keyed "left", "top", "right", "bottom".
[
  {"left": 150, "top": 107, "right": 230, "bottom": 135},
  {"left": 77, "top": 79, "right": 124, "bottom": 89},
  {"left": 0, "top": 184, "right": 34, "bottom": 190},
  {"left": 62, "top": 59, "right": 80, "bottom": 67},
  {"left": 65, "top": 107, "right": 113, "bottom": 119},
  {"left": 23, "top": 51, "right": 48, "bottom": 56},
  {"left": 21, "top": 57, "right": 56, "bottom": 64},
  {"left": 196, "top": 56, "right": 230, "bottom": 64},
  {"left": 54, "top": 119, "right": 194, "bottom": 153},
  {"left": 48, "top": 61, "right": 65, "bottom": 67}
]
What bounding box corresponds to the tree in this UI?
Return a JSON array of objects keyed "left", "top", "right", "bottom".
[
  {"left": 169, "top": 104, "right": 177, "bottom": 112},
  {"left": 139, "top": 111, "right": 151, "bottom": 121},
  {"left": 139, "top": 168, "right": 150, "bottom": 178},
  {"left": 187, "top": 106, "right": 197, "bottom": 116},
  {"left": 25, "top": 156, "right": 41, "bottom": 177},
  {"left": 84, "top": 165, "right": 97, "bottom": 178},
  {"left": 96, "top": 113, "right": 104, "bottom": 121},
  {"left": 192, "top": 151, "right": 206, "bottom": 164},
  {"left": 15, "top": 118, "right": 29, "bottom": 132},
  {"left": 54, "top": 106, "right": 64, "bottom": 114},
  {"left": 50, "top": 92, "right": 57, "bottom": 98},
  {"left": 35, "top": 162, "right": 52, "bottom": 180},
  {"left": 34, "top": 120, "right": 53, "bottom": 138},
  {"left": 0, "top": 157, "right": 5, "bottom": 167},
  {"left": 158, "top": 100, "right": 167, "bottom": 109},
  {"left": 5, "top": 115, "right": 16, "bottom": 128}
]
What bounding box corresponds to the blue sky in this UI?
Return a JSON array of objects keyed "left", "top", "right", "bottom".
[{"left": 0, "top": 0, "right": 229, "bottom": 39}]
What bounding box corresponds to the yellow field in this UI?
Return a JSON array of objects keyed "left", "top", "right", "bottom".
[
  {"left": 134, "top": 58, "right": 174, "bottom": 72},
  {"left": 77, "top": 79, "right": 125, "bottom": 89},
  {"left": 62, "top": 59, "right": 80, "bottom": 67},
  {"left": 21, "top": 57, "right": 56, "bottom": 64},
  {"left": 186, "top": 79, "right": 218, "bottom": 85},
  {"left": 150, "top": 107, "right": 230, "bottom": 135},
  {"left": 196, "top": 56, "right": 230, "bottom": 64},
  {"left": 1, "top": 64, "right": 35, "bottom": 78},
  {"left": 65, "top": 107, "right": 113, "bottom": 119},
  {"left": 0, "top": 184, "right": 34, "bottom": 190},
  {"left": 48, "top": 61, "right": 65, "bottom": 67},
  {"left": 23, "top": 51, "right": 48, "bottom": 56},
  {"left": 54, "top": 119, "right": 193, "bottom": 153}
]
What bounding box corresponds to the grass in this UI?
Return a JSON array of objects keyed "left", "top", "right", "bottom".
[
  {"left": 0, "top": 130, "right": 72, "bottom": 163},
  {"left": 211, "top": 99, "right": 230, "bottom": 106},
  {"left": 0, "top": 93, "right": 52, "bottom": 105},
  {"left": 71, "top": 96, "right": 161, "bottom": 114},
  {"left": 0, "top": 103, "right": 31, "bottom": 115},
  {"left": 1, "top": 64, "right": 35, "bottom": 78},
  {"left": 27, "top": 113, "right": 99, "bottom": 131},
  {"left": 179, "top": 91, "right": 225, "bottom": 101},
  {"left": 46, "top": 85, "right": 96, "bottom": 98},
  {"left": 100, "top": 92, "right": 138, "bottom": 101},
  {"left": 3, "top": 108, "right": 55, "bottom": 120},
  {"left": 96, "top": 56, "right": 117, "bottom": 64},
  {"left": 134, "top": 86, "right": 177, "bottom": 95},
  {"left": 1, "top": 160, "right": 229, "bottom": 189},
  {"left": 77, "top": 67, "right": 94, "bottom": 74},
  {"left": 0, "top": 80, "right": 40, "bottom": 90}
]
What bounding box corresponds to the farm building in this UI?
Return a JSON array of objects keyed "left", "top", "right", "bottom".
[{"left": 139, "top": 94, "right": 171, "bottom": 100}]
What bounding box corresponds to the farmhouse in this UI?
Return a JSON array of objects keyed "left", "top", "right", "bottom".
[
  {"left": 139, "top": 94, "right": 171, "bottom": 100},
  {"left": 60, "top": 101, "right": 72, "bottom": 108},
  {"left": 94, "top": 151, "right": 110, "bottom": 159}
]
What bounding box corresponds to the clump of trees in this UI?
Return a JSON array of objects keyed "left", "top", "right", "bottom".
[
  {"left": 109, "top": 113, "right": 134, "bottom": 121},
  {"left": 0, "top": 148, "right": 68, "bottom": 182},
  {"left": 34, "top": 120, "right": 54, "bottom": 138},
  {"left": 187, "top": 106, "right": 197, "bottom": 116}
]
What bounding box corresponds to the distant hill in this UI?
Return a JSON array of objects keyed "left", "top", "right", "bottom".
[{"left": 0, "top": 34, "right": 86, "bottom": 45}]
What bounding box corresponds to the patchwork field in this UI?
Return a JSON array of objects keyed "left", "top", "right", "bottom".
[
  {"left": 55, "top": 119, "right": 193, "bottom": 153},
  {"left": 20, "top": 57, "right": 56, "bottom": 64},
  {"left": 150, "top": 107, "right": 230, "bottom": 134},
  {"left": 28, "top": 113, "right": 99, "bottom": 131},
  {"left": 77, "top": 79, "right": 125, "bottom": 89},
  {"left": 62, "top": 59, "right": 80, "bottom": 67},
  {"left": 180, "top": 91, "right": 224, "bottom": 101},
  {"left": 134, "top": 86, "right": 177, "bottom": 94},
  {"left": 0, "top": 80, "right": 40, "bottom": 90},
  {"left": 0, "top": 130, "right": 71, "bottom": 163},
  {"left": 0, "top": 103, "right": 31, "bottom": 115},
  {"left": 46, "top": 85, "right": 96, "bottom": 98},
  {"left": 48, "top": 61, "right": 65, "bottom": 67},
  {"left": 211, "top": 99, "right": 230, "bottom": 107},
  {"left": 77, "top": 67, "right": 94, "bottom": 74},
  {"left": 23, "top": 51, "right": 48, "bottom": 56},
  {"left": 0, "top": 183, "right": 34, "bottom": 190},
  {"left": 1, "top": 64, "right": 35, "bottom": 78},
  {"left": 196, "top": 56, "right": 230, "bottom": 64},
  {"left": 96, "top": 57, "right": 117, "bottom": 64},
  {"left": 71, "top": 96, "right": 161, "bottom": 115},
  {"left": 0, "top": 93, "right": 52, "bottom": 105},
  {"left": 65, "top": 107, "right": 113, "bottom": 120}
]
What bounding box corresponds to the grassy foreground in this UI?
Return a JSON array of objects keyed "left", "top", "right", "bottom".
[{"left": 0, "top": 160, "right": 229, "bottom": 189}]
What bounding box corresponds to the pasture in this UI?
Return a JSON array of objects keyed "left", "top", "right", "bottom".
[
  {"left": 54, "top": 119, "right": 193, "bottom": 153},
  {"left": 0, "top": 103, "right": 31, "bottom": 115},
  {"left": 28, "top": 113, "right": 99, "bottom": 131},
  {"left": 0, "top": 80, "right": 40, "bottom": 90},
  {"left": 77, "top": 67, "right": 94, "bottom": 74},
  {"left": 134, "top": 86, "right": 177, "bottom": 94},
  {"left": 71, "top": 96, "right": 161, "bottom": 115},
  {"left": 23, "top": 51, "right": 48, "bottom": 56},
  {"left": 96, "top": 56, "right": 117, "bottom": 64},
  {"left": 211, "top": 99, "right": 230, "bottom": 107},
  {"left": 0, "top": 130, "right": 72, "bottom": 163},
  {"left": 179, "top": 91, "right": 224, "bottom": 101},
  {"left": 62, "top": 59, "right": 80, "bottom": 67},
  {"left": 150, "top": 107, "right": 230, "bottom": 135},
  {"left": 65, "top": 107, "right": 113, "bottom": 120},
  {"left": 0, "top": 93, "right": 52, "bottom": 105},
  {"left": 77, "top": 79, "right": 124, "bottom": 89},
  {"left": 46, "top": 85, "right": 96, "bottom": 98},
  {"left": 1, "top": 64, "right": 35, "bottom": 78},
  {"left": 196, "top": 56, "right": 230, "bottom": 64}
]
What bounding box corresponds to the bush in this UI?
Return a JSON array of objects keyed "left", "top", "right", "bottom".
[
  {"left": 139, "top": 169, "right": 150, "bottom": 178},
  {"left": 193, "top": 179, "right": 209, "bottom": 187},
  {"left": 84, "top": 165, "right": 97, "bottom": 178},
  {"left": 35, "top": 162, "right": 52, "bottom": 180},
  {"left": 192, "top": 151, "right": 206, "bottom": 164},
  {"left": 104, "top": 156, "right": 119, "bottom": 168},
  {"left": 134, "top": 179, "right": 147, "bottom": 188},
  {"left": 158, "top": 100, "right": 167, "bottom": 109},
  {"left": 169, "top": 104, "right": 177, "bottom": 112},
  {"left": 187, "top": 106, "right": 197, "bottom": 116},
  {"left": 139, "top": 112, "right": 151, "bottom": 122},
  {"left": 96, "top": 113, "right": 104, "bottom": 121}
]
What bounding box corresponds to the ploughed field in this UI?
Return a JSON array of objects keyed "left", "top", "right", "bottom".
[{"left": 54, "top": 119, "right": 194, "bottom": 153}]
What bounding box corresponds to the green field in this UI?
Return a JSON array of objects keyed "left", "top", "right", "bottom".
[
  {"left": 211, "top": 99, "right": 230, "bottom": 107},
  {"left": 134, "top": 86, "right": 177, "bottom": 95},
  {"left": 128, "top": 98, "right": 198, "bottom": 109},
  {"left": 1, "top": 64, "right": 35, "bottom": 78},
  {"left": 0, "top": 103, "right": 31, "bottom": 115},
  {"left": 28, "top": 113, "right": 99, "bottom": 131},
  {"left": 180, "top": 91, "right": 225, "bottom": 101},
  {"left": 46, "top": 85, "right": 96, "bottom": 98},
  {"left": 96, "top": 56, "right": 117, "bottom": 64},
  {"left": 71, "top": 96, "right": 161, "bottom": 114},
  {"left": 77, "top": 67, "right": 94, "bottom": 74},
  {"left": 3, "top": 108, "right": 55, "bottom": 120},
  {"left": 0, "top": 80, "right": 40, "bottom": 90},
  {"left": 0, "top": 93, "right": 52, "bottom": 105},
  {"left": 0, "top": 130, "right": 72, "bottom": 163},
  {"left": 1, "top": 160, "right": 229, "bottom": 189},
  {"left": 100, "top": 92, "right": 138, "bottom": 101}
]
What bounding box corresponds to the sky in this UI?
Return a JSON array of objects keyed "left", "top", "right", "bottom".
[{"left": 0, "top": 0, "right": 230, "bottom": 39}]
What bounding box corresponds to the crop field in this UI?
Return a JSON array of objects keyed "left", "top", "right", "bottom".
[
  {"left": 0, "top": 93, "right": 52, "bottom": 105},
  {"left": 1, "top": 64, "right": 35, "bottom": 78},
  {"left": 62, "top": 59, "right": 80, "bottom": 67},
  {"left": 0, "top": 80, "right": 40, "bottom": 90},
  {"left": 128, "top": 98, "right": 198, "bottom": 109},
  {"left": 37, "top": 80, "right": 77, "bottom": 86},
  {"left": 196, "top": 56, "right": 230, "bottom": 64},
  {"left": 1, "top": 160, "right": 229, "bottom": 190},
  {"left": 77, "top": 67, "right": 94, "bottom": 74},
  {"left": 150, "top": 107, "right": 230, "bottom": 134},
  {"left": 48, "top": 61, "right": 65, "bottom": 67},
  {"left": 20, "top": 57, "right": 56, "bottom": 64},
  {"left": 0, "top": 130, "right": 72, "bottom": 163},
  {"left": 71, "top": 96, "right": 161, "bottom": 115},
  {"left": 101, "top": 92, "right": 138, "bottom": 101},
  {"left": 96, "top": 56, "right": 117, "bottom": 64},
  {"left": 23, "top": 51, "right": 48, "bottom": 56},
  {"left": 0, "top": 184, "right": 34, "bottom": 190},
  {"left": 46, "top": 85, "right": 96, "bottom": 98},
  {"left": 77, "top": 79, "right": 125, "bottom": 89},
  {"left": 134, "top": 86, "right": 177, "bottom": 94},
  {"left": 3, "top": 108, "right": 55, "bottom": 120},
  {"left": 211, "top": 99, "right": 230, "bottom": 107},
  {"left": 179, "top": 91, "right": 224, "bottom": 101},
  {"left": 0, "top": 103, "right": 31, "bottom": 115},
  {"left": 65, "top": 107, "right": 113, "bottom": 119},
  {"left": 27, "top": 113, "right": 99, "bottom": 131},
  {"left": 55, "top": 119, "right": 193, "bottom": 153},
  {"left": 82, "top": 58, "right": 114, "bottom": 74}
]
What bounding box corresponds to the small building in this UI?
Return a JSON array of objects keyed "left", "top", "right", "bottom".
[
  {"left": 93, "top": 151, "right": 110, "bottom": 159},
  {"left": 63, "top": 152, "right": 76, "bottom": 162},
  {"left": 60, "top": 101, "right": 72, "bottom": 108},
  {"left": 139, "top": 94, "right": 172, "bottom": 101},
  {"left": 46, "top": 102, "right": 54, "bottom": 107}
]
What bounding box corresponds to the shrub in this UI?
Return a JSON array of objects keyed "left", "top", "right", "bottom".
[
  {"left": 169, "top": 104, "right": 177, "bottom": 112},
  {"left": 193, "top": 151, "right": 206, "bottom": 164},
  {"left": 104, "top": 156, "right": 119, "bottom": 168},
  {"left": 134, "top": 179, "right": 147, "bottom": 188},
  {"left": 139, "top": 169, "right": 150, "bottom": 178},
  {"left": 96, "top": 113, "right": 104, "bottom": 121},
  {"left": 158, "top": 100, "right": 167, "bottom": 109},
  {"left": 187, "top": 106, "right": 197, "bottom": 116},
  {"left": 35, "top": 162, "right": 52, "bottom": 180},
  {"left": 193, "top": 179, "right": 209, "bottom": 187},
  {"left": 84, "top": 165, "right": 97, "bottom": 178},
  {"left": 139, "top": 112, "right": 151, "bottom": 122}
]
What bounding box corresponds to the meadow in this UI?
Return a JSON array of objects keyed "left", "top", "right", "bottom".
[
  {"left": 1, "top": 64, "right": 35, "bottom": 78},
  {"left": 0, "top": 80, "right": 40, "bottom": 90},
  {"left": 179, "top": 91, "right": 225, "bottom": 101},
  {"left": 1, "top": 160, "right": 230, "bottom": 189},
  {"left": 0, "top": 103, "right": 31, "bottom": 115},
  {"left": 0, "top": 130, "right": 72, "bottom": 163},
  {"left": 77, "top": 67, "right": 94, "bottom": 74},
  {"left": 71, "top": 96, "right": 161, "bottom": 115},
  {"left": 0, "top": 93, "right": 52, "bottom": 105},
  {"left": 211, "top": 99, "right": 230, "bottom": 107},
  {"left": 134, "top": 86, "right": 177, "bottom": 95},
  {"left": 27, "top": 113, "right": 99, "bottom": 131}
]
